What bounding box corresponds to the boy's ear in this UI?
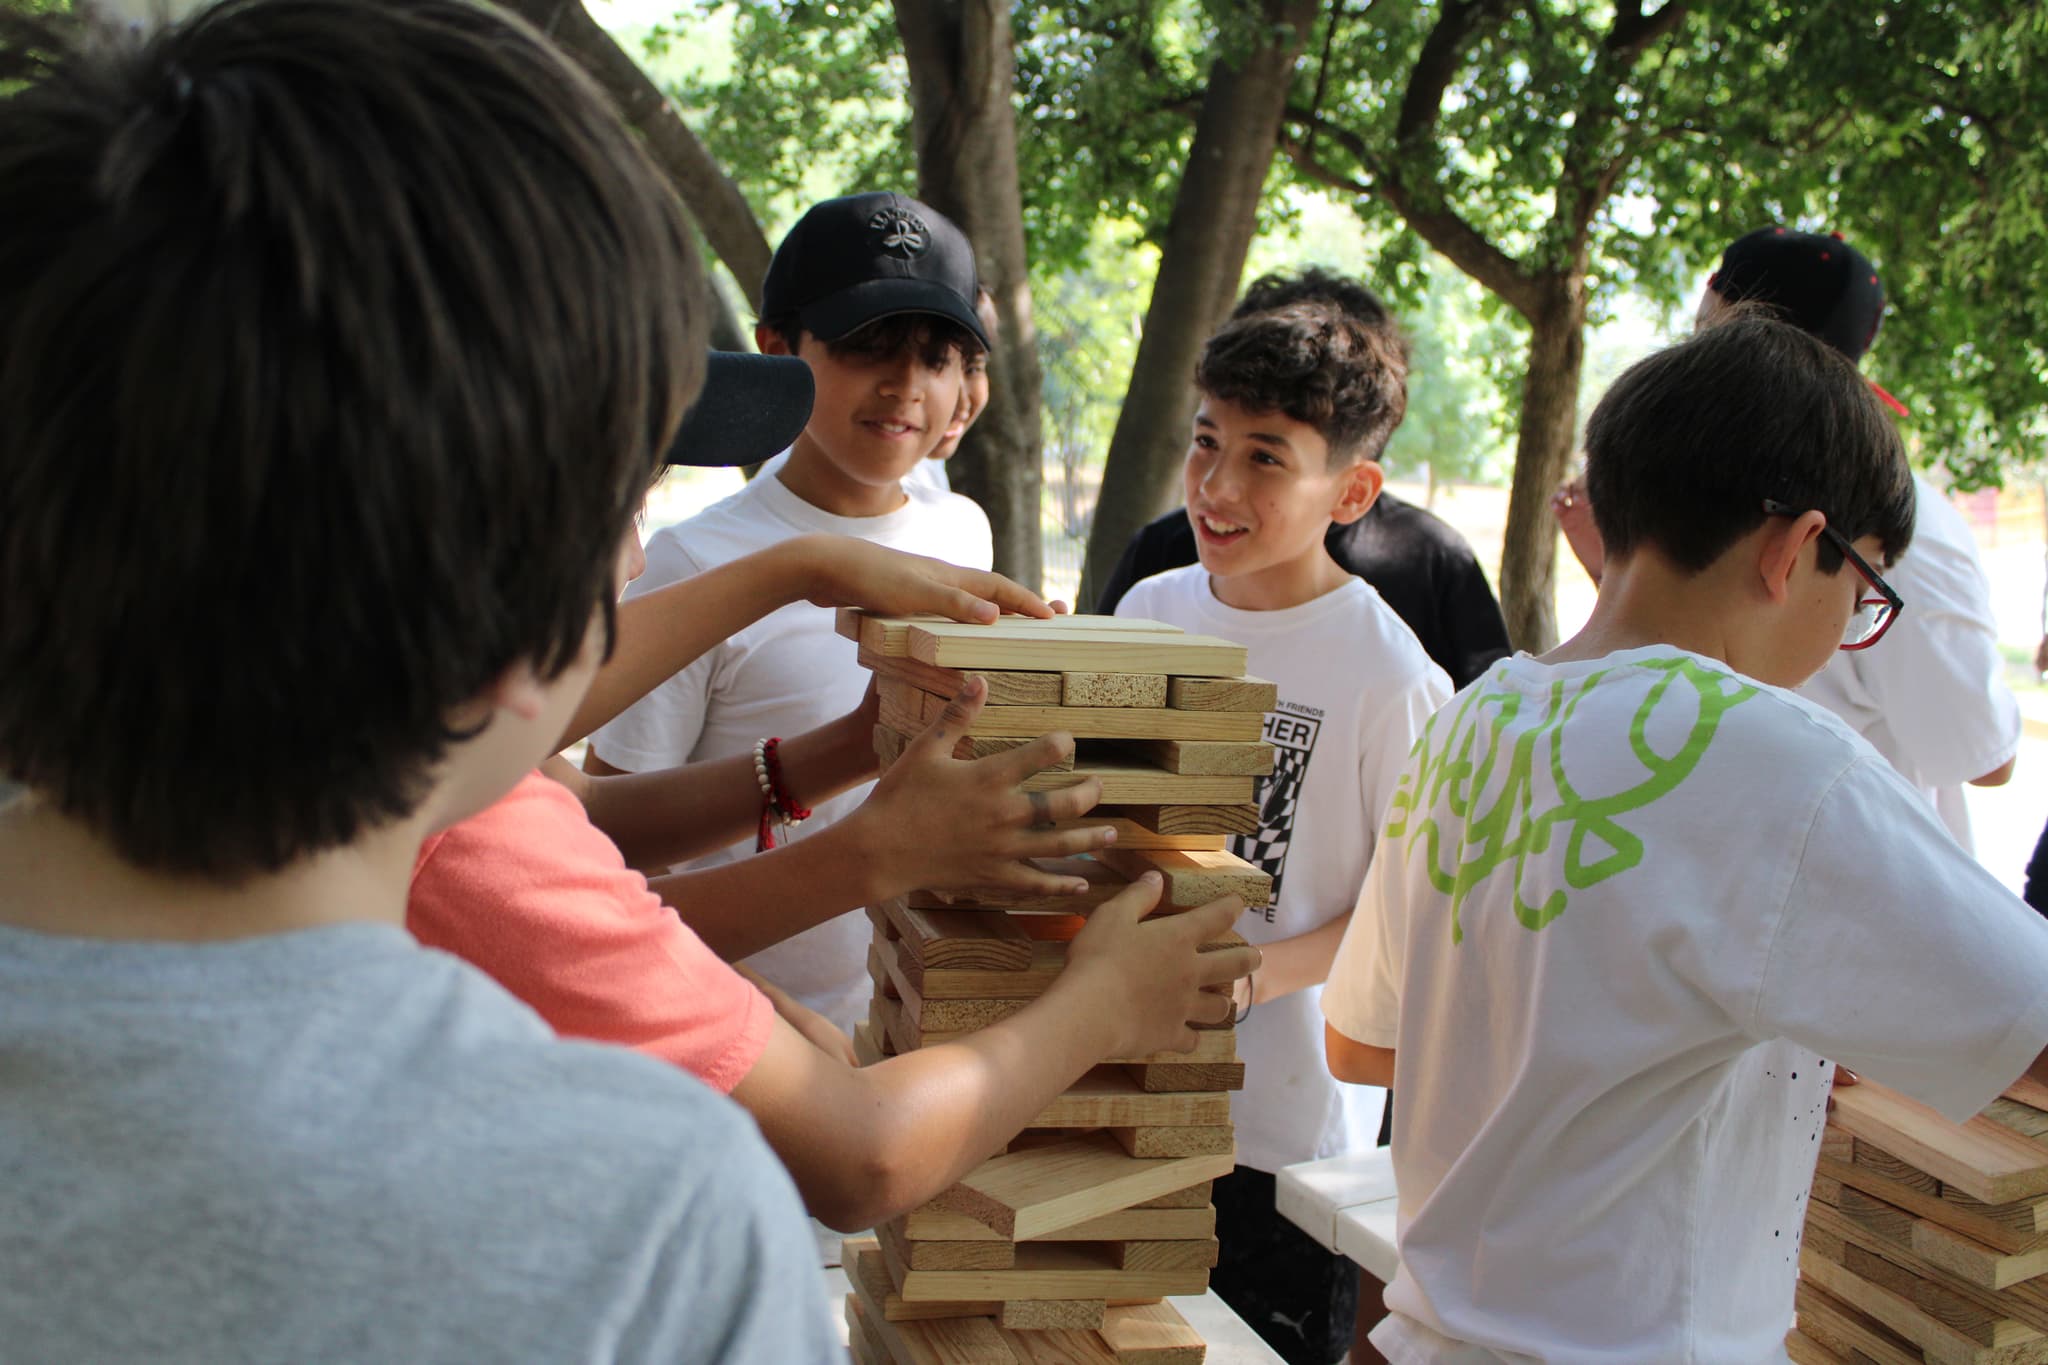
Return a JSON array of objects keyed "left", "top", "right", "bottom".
[
  {"left": 1328, "top": 456, "right": 1384, "bottom": 527},
  {"left": 1755, "top": 508, "right": 1826, "bottom": 602},
  {"left": 756, "top": 324, "right": 791, "bottom": 356},
  {"left": 467, "top": 661, "right": 550, "bottom": 725}
]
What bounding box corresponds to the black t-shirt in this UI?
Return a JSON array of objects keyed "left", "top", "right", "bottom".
[{"left": 1093, "top": 492, "right": 1512, "bottom": 690}]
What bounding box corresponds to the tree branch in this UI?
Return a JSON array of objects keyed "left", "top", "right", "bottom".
[
  {"left": 1607, "top": 0, "right": 1688, "bottom": 59},
  {"left": 1394, "top": 0, "right": 1514, "bottom": 147}
]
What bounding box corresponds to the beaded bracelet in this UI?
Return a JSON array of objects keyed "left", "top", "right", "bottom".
[{"left": 753, "top": 736, "right": 812, "bottom": 852}]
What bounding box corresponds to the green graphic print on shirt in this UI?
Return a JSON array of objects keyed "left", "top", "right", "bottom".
[{"left": 1385, "top": 656, "right": 1757, "bottom": 942}]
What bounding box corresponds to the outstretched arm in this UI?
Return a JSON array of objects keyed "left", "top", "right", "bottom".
[{"left": 565, "top": 532, "right": 1054, "bottom": 747}]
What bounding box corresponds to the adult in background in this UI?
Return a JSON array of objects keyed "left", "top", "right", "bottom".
[
  {"left": 1093, "top": 268, "right": 1512, "bottom": 690},
  {"left": 1554, "top": 227, "right": 2018, "bottom": 852}
]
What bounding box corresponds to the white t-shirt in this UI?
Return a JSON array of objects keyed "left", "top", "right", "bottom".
[
  {"left": 1115, "top": 566, "right": 1450, "bottom": 1173},
  {"left": 1799, "top": 476, "right": 2018, "bottom": 852},
  {"left": 590, "top": 466, "right": 991, "bottom": 1030},
  {"left": 1323, "top": 646, "right": 2048, "bottom": 1365}
]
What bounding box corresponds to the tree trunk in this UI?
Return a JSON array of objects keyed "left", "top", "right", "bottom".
[
  {"left": 893, "top": 0, "right": 1045, "bottom": 590},
  {"left": 499, "top": 0, "right": 774, "bottom": 308},
  {"left": 1077, "top": 0, "right": 1323, "bottom": 608},
  {"left": 1497, "top": 277, "right": 1588, "bottom": 651}
]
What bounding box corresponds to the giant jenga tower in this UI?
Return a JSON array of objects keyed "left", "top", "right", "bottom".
[
  {"left": 836, "top": 610, "right": 1277, "bottom": 1365},
  {"left": 1790, "top": 1078, "right": 2048, "bottom": 1365}
]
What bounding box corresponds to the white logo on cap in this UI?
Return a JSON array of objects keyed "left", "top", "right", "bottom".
[{"left": 868, "top": 207, "right": 929, "bottom": 259}]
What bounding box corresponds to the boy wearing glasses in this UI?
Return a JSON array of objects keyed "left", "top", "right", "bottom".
[{"left": 1321, "top": 312, "right": 2048, "bottom": 1363}]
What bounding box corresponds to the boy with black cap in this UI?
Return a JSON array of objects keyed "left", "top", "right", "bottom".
[
  {"left": 589, "top": 191, "right": 1031, "bottom": 1032},
  {"left": 1554, "top": 226, "right": 2018, "bottom": 851}
]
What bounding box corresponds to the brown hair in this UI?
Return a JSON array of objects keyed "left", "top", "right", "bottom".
[{"left": 1196, "top": 301, "right": 1408, "bottom": 464}]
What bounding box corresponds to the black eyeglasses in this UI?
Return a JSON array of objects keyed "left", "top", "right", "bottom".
[{"left": 1762, "top": 499, "right": 1904, "bottom": 651}]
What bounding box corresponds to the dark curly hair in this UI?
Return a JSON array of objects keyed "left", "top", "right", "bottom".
[{"left": 1194, "top": 301, "right": 1408, "bottom": 465}]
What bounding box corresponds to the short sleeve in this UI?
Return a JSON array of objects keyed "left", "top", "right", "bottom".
[
  {"left": 1323, "top": 855, "right": 1404, "bottom": 1049},
  {"left": 410, "top": 775, "right": 775, "bottom": 1094},
  {"left": 1749, "top": 759, "right": 2048, "bottom": 1121},
  {"left": 590, "top": 531, "right": 719, "bottom": 773}
]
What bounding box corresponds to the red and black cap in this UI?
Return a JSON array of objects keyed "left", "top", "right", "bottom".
[
  {"left": 1708, "top": 226, "right": 1907, "bottom": 415},
  {"left": 663, "top": 352, "right": 814, "bottom": 467},
  {"left": 761, "top": 191, "right": 989, "bottom": 351}
]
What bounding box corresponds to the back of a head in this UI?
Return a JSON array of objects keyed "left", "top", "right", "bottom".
[
  {"left": 1230, "top": 265, "right": 1409, "bottom": 368},
  {"left": 0, "top": 0, "right": 707, "bottom": 879},
  {"left": 1584, "top": 311, "right": 1914, "bottom": 575},
  {"left": 1196, "top": 301, "right": 1409, "bottom": 465}
]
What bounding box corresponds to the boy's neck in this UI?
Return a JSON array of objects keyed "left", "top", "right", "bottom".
[
  {"left": 0, "top": 793, "right": 424, "bottom": 943},
  {"left": 776, "top": 436, "right": 911, "bottom": 519},
  {"left": 1207, "top": 541, "right": 1351, "bottom": 613},
  {"left": 1543, "top": 549, "right": 1744, "bottom": 671}
]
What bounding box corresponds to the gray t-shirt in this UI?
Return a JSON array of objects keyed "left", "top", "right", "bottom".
[{"left": 0, "top": 920, "right": 841, "bottom": 1363}]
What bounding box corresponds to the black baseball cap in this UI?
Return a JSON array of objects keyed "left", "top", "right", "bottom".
[
  {"left": 760, "top": 191, "right": 989, "bottom": 351},
  {"left": 663, "top": 352, "right": 814, "bottom": 467},
  {"left": 1708, "top": 226, "right": 1907, "bottom": 414}
]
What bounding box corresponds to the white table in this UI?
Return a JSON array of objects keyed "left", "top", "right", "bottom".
[
  {"left": 1274, "top": 1147, "right": 1401, "bottom": 1283},
  {"left": 820, "top": 1266, "right": 1284, "bottom": 1362}
]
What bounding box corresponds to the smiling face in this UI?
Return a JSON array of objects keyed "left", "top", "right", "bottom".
[
  {"left": 1182, "top": 395, "right": 1381, "bottom": 610},
  {"left": 932, "top": 350, "right": 990, "bottom": 462}
]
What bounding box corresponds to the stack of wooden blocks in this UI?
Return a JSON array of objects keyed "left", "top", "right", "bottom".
[
  {"left": 1790, "top": 1077, "right": 2048, "bottom": 1365},
  {"left": 838, "top": 611, "right": 1278, "bottom": 1365}
]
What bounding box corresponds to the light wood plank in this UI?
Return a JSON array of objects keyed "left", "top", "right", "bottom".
[
  {"left": 880, "top": 898, "right": 1037, "bottom": 970},
  {"left": 1118, "top": 739, "right": 1274, "bottom": 776},
  {"left": 939, "top": 1133, "right": 1236, "bottom": 1241},
  {"left": 1109, "top": 1126, "right": 1235, "bottom": 1159},
  {"left": 1134, "top": 1182, "right": 1215, "bottom": 1209},
  {"left": 1098, "top": 1300, "right": 1207, "bottom": 1364},
  {"left": 886, "top": 681, "right": 1263, "bottom": 742},
  {"left": 1800, "top": 1249, "right": 2016, "bottom": 1365},
  {"left": 1843, "top": 1241, "right": 2041, "bottom": 1348},
  {"left": 1912, "top": 1216, "right": 2048, "bottom": 1290},
  {"left": 1033, "top": 1070, "right": 1232, "bottom": 1129},
  {"left": 1107, "top": 1239, "right": 1220, "bottom": 1272},
  {"left": 873, "top": 990, "right": 1237, "bottom": 1064},
  {"left": 1105, "top": 804, "right": 1260, "bottom": 835},
  {"left": 1830, "top": 1081, "right": 2048, "bottom": 1204},
  {"left": 908, "top": 623, "right": 1246, "bottom": 678},
  {"left": 883, "top": 1224, "right": 1215, "bottom": 1302},
  {"left": 862, "top": 645, "right": 1063, "bottom": 705},
  {"left": 884, "top": 1217, "right": 1018, "bottom": 1271},
  {"left": 846, "top": 1243, "right": 1016, "bottom": 1356},
  {"left": 1784, "top": 1329, "right": 1850, "bottom": 1365},
  {"left": 1063, "top": 672, "right": 1169, "bottom": 708},
  {"left": 1126, "top": 1062, "right": 1246, "bottom": 1092},
  {"left": 1095, "top": 848, "right": 1272, "bottom": 909},
  {"left": 843, "top": 610, "right": 1182, "bottom": 656},
  {"left": 874, "top": 723, "right": 1074, "bottom": 770},
  {"left": 902, "top": 1204, "right": 1216, "bottom": 1245},
  {"left": 1166, "top": 675, "right": 1278, "bottom": 713},
  {"left": 894, "top": 942, "right": 1065, "bottom": 1001},
  {"left": 996, "top": 1302, "right": 1109, "bottom": 1333},
  {"left": 1794, "top": 1280, "right": 1924, "bottom": 1365},
  {"left": 1821, "top": 1153, "right": 2048, "bottom": 1255},
  {"left": 996, "top": 1319, "right": 1118, "bottom": 1359}
]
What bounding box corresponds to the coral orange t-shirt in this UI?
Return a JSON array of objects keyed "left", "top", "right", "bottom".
[{"left": 409, "top": 770, "right": 773, "bottom": 1094}]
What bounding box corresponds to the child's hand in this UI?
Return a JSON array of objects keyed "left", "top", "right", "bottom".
[
  {"left": 787, "top": 534, "right": 1052, "bottom": 623},
  {"left": 1550, "top": 475, "right": 1606, "bottom": 584},
  {"left": 1064, "top": 875, "right": 1261, "bottom": 1059},
  {"left": 857, "top": 677, "right": 1116, "bottom": 898}
]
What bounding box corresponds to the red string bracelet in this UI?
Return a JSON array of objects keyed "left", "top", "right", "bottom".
[{"left": 753, "top": 736, "right": 812, "bottom": 852}]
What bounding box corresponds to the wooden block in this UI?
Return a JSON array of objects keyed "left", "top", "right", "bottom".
[
  {"left": 907, "top": 622, "right": 1247, "bottom": 678},
  {"left": 875, "top": 723, "right": 1075, "bottom": 770},
  {"left": 898, "top": 687, "right": 1263, "bottom": 743},
  {"left": 1166, "top": 675, "right": 1277, "bottom": 712},
  {"left": 1783, "top": 1328, "right": 1852, "bottom": 1365},
  {"left": 1126, "top": 1062, "right": 1245, "bottom": 1092},
  {"left": 1049, "top": 819, "right": 1227, "bottom": 852},
  {"left": 847, "top": 1244, "right": 1007, "bottom": 1326},
  {"left": 1134, "top": 1182, "right": 1214, "bottom": 1209},
  {"left": 1108, "top": 1239, "right": 1220, "bottom": 1272},
  {"left": 1109, "top": 1126, "right": 1236, "bottom": 1159},
  {"left": 845, "top": 1296, "right": 893, "bottom": 1365},
  {"left": 996, "top": 1301, "right": 1108, "bottom": 1333},
  {"left": 1913, "top": 1216, "right": 2048, "bottom": 1290},
  {"left": 884, "top": 1220, "right": 1018, "bottom": 1272},
  {"left": 843, "top": 610, "right": 1182, "bottom": 656},
  {"left": 1020, "top": 761, "right": 1259, "bottom": 806},
  {"left": 1105, "top": 804, "right": 1260, "bottom": 835},
  {"left": 883, "top": 1227, "right": 1215, "bottom": 1303},
  {"left": 1795, "top": 1280, "right": 1924, "bottom": 1365},
  {"left": 939, "top": 1133, "right": 1236, "bottom": 1241},
  {"left": 1032, "top": 1070, "right": 1232, "bottom": 1130},
  {"left": 879, "top": 899, "right": 1036, "bottom": 970},
  {"left": 1094, "top": 848, "right": 1272, "bottom": 909},
  {"left": 896, "top": 943, "right": 1065, "bottom": 1002},
  {"left": 1831, "top": 1082, "right": 2048, "bottom": 1204},
  {"left": 854, "top": 1021, "right": 888, "bottom": 1066},
  {"left": 1062, "top": 672, "right": 1169, "bottom": 708},
  {"left": 1118, "top": 739, "right": 1274, "bottom": 776},
  {"left": 1801, "top": 1247, "right": 2040, "bottom": 1365},
  {"left": 1099, "top": 1300, "right": 1207, "bottom": 1364},
  {"left": 1945, "top": 1182, "right": 2048, "bottom": 1247},
  {"left": 908, "top": 858, "right": 1131, "bottom": 914},
  {"left": 1843, "top": 1241, "right": 2041, "bottom": 1349},
  {"left": 1822, "top": 1153, "right": 2048, "bottom": 1255},
  {"left": 902, "top": 1204, "right": 1216, "bottom": 1245},
  {"left": 875, "top": 937, "right": 1029, "bottom": 1032},
  {"left": 1990, "top": 1098, "right": 2048, "bottom": 1143},
  {"left": 1821, "top": 1124, "right": 1856, "bottom": 1163},
  {"left": 2006, "top": 1077, "right": 2048, "bottom": 1113},
  {"left": 1855, "top": 1137, "right": 1942, "bottom": 1194},
  {"left": 862, "top": 645, "right": 1063, "bottom": 706},
  {"left": 874, "top": 990, "right": 1236, "bottom": 1065}
]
